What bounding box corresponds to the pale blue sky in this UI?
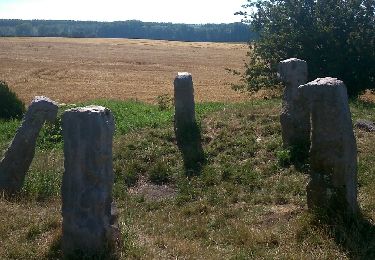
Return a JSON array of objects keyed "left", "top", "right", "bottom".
[{"left": 0, "top": 0, "right": 246, "bottom": 24}]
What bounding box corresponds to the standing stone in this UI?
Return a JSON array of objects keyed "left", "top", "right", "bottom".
[
  {"left": 62, "top": 106, "right": 118, "bottom": 256},
  {"left": 278, "top": 58, "right": 310, "bottom": 151},
  {"left": 299, "top": 78, "right": 358, "bottom": 213},
  {"left": 174, "top": 72, "right": 196, "bottom": 131},
  {"left": 174, "top": 72, "right": 204, "bottom": 173},
  {"left": 0, "top": 96, "right": 58, "bottom": 195}
]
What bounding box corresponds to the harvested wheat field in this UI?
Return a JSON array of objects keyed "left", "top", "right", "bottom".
[{"left": 0, "top": 37, "right": 248, "bottom": 104}]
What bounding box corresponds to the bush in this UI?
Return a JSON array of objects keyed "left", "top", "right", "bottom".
[
  {"left": 0, "top": 81, "right": 25, "bottom": 119},
  {"left": 237, "top": 0, "right": 375, "bottom": 97},
  {"left": 156, "top": 94, "right": 173, "bottom": 111}
]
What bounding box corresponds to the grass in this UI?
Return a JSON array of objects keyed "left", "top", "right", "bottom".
[{"left": 0, "top": 98, "right": 375, "bottom": 259}]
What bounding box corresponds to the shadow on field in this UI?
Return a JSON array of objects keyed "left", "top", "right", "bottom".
[
  {"left": 315, "top": 209, "right": 375, "bottom": 259},
  {"left": 175, "top": 121, "right": 205, "bottom": 176},
  {"left": 47, "top": 234, "right": 119, "bottom": 260},
  {"left": 289, "top": 142, "right": 310, "bottom": 173}
]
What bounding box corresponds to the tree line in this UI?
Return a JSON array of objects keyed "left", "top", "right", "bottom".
[{"left": 0, "top": 19, "right": 254, "bottom": 43}]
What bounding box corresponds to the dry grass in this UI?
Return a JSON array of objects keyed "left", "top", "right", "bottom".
[
  {"left": 0, "top": 198, "right": 61, "bottom": 259},
  {"left": 1, "top": 99, "right": 375, "bottom": 259},
  {"left": 1, "top": 37, "right": 375, "bottom": 259},
  {"left": 0, "top": 37, "right": 248, "bottom": 104}
]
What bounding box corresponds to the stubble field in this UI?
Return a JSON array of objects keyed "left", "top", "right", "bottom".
[{"left": 0, "top": 37, "right": 248, "bottom": 104}]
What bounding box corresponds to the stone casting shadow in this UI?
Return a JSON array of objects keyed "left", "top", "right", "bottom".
[{"left": 175, "top": 121, "right": 205, "bottom": 176}]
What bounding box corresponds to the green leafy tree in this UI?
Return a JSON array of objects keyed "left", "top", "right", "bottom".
[{"left": 237, "top": 0, "right": 375, "bottom": 97}]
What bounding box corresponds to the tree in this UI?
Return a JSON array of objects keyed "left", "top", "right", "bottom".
[
  {"left": 0, "top": 19, "right": 255, "bottom": 43},
  {"left": 236, "top": 0, "right": 375, "bottom": 97},
  {"left": 15, "top": 22, "right": 34, "bottom": 36}
]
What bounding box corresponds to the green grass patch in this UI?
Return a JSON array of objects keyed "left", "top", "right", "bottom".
[
  {"left": 88, "top": 99, "right": 226, "bottom": 135},
  {"left": 0, "top": 98, "right": 375, "bottom": 259}
]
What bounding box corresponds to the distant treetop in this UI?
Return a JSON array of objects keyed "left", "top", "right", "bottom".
[{"left": 0, "top": 19, "right": 255, "bottom": 43}]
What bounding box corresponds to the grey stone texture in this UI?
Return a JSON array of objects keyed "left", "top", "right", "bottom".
[
  {"left": 355, "top": 119, "right": 375, "bottom": 132},
  {"left": 174, "top": 72, "right": 196, "bottom": 131},
  {"left": 278, "top": 58, "right": 310, "bottom": 149},
  {"left": 299, "top": 77, "right": 358, "bottom": 213},
  {"left": 0, "top": 96, "right": 58, "bottom": 195},
  {"left": 61, "top": 106, "right": 118, "bottom": 256},
  {"left": 173, "top": 72, "right": 204, "bottom": 172}
]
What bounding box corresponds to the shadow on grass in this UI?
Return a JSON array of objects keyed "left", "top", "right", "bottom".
[
  {"left": 277, "top": 142, "right": 310, "bottom": 173},
  {"left": 175, "top": 121, "right": 205, "bottom": 177},
  {"left": 46, "top": 234, "right": 120, "bottom": 260},
  {"left": 289, "top": 142, "right": 310, "bottom": 173},
  {"left": 313, "top": 208, "right": 375, "bottom": 259}
]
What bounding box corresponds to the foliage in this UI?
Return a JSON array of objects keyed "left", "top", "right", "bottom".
[
  {"left": 156, "top": 94, "right": 174, "bottom": 111},
  {"left": 37, "top": 116, "right": 63, "bottom": 149},
  {"left": 0, "top": 81, "right": 25, "bottom": 120},
  {"left": 0, "top": 19, "right": 255, "bottom": 43},
  {"left": 276, "top": 148, "right": 291, "bottom": 167},
  {"left": 236, "top": 0, "right": 375, "bottom": 97}
]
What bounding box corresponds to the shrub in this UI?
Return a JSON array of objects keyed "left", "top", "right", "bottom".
[
  {"left": 156, "top": 94, "right": 173, "bottom": 111},
  {"left": 237, "top": 0, "right": 375, "bottom": 97},
  {"left": 0, "top": 81, "right": 25, "bottom": 120}
]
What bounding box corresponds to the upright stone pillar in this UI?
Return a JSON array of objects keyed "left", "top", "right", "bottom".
[
  {"left": 0, "top": 96, "right": 58, "bottom": 195},
  {"left": 62, "top": 106, "right": 118, "bottom": 256},
  {"left": 174, "top": 72, "right": 204, "bottom": 173},
  {"left": 174, "top": 72, "right": 196, "bottom": 131},
  {"left": 299, "top": 78, "right": 358, "bottom": 213},
  {"left": 278, "top": 58, "right": 310, "bottom": 151}
]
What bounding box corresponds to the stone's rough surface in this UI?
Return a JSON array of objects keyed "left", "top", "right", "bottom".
[
  {"left": 355, "top": 119, "right": 375, "bottom": 132},
  {"left": 278, "top": 58, "right": 310, "bottom": 149},
  {"left": 173, "top": 72, "right": 204, "bottom": 172},
  {"left": 174, "top": 72, "right": 195, "bottom": 130},
  {"left": 299, "top": 78, "right": 358, "bottom": 213},
  {"left": 0, "top": 96, "right": 58, "bottom": 195},
  {"left": 61, "top": 106, "right": 118, "bottom": 256}
]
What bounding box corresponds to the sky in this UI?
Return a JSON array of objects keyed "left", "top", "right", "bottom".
[{"left": 0, "top": 0, "right": 246, "bottom": 24}]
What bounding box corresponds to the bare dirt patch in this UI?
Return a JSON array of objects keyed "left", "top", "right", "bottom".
[
  {"left": 128, "top": 177, "right": 177, "bottom": 201},
  {"left": 0, "top": 37, "right": 248, "bottom": 104}
]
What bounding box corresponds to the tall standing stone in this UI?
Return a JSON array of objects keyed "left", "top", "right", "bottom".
[
  {"left": 299, "top": 78, "right": 358, "bottom": 213},
  {"left": 278, "top": 58, "right": 310, "bottom": 151},
  {"left": 0, "top": 96, "right": 58, "bottom": 195},
  {"left": 174, "top": 72, "right": 204, "bottom": 173},
  {"left": 174, "top": 72, "right": 196, "bottom": 131},
  {"left": 62, "top": 106, "right": 118, "bottom": 256}
]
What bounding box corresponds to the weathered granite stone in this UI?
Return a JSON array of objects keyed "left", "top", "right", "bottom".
[
  {"left": 61, "top": 106, "right": 118, "bottom": 256},
  {"left": 278, "top": 58, "right": 310, "bottom": 150},
  {"left": 355, "top": 119, "right": 375, "bottom": 132},
  {"left": 174, "top": 72, "right": 204, "bottom": 173},
  {"left": 0, "top": 96, "right": 58, "bottom": 195},
  {"left": 174, "top": 72, "right": 196, "bottom": 130},
  {"left": 299, "top": 78, "right": 358, "bottom": 213}
]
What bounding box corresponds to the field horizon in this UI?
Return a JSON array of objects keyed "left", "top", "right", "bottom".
[{"left": 0, "top": 37, "right": 249, "bottom": 105}]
